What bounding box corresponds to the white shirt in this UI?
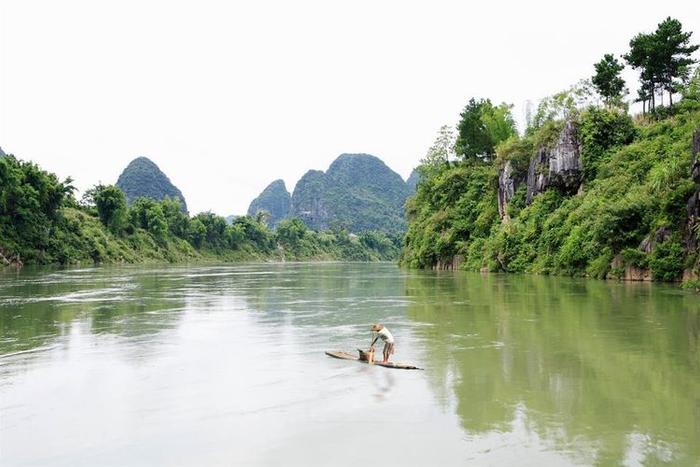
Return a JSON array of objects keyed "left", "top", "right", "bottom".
[{"left": 376, "top": 327, "right": 394, "bottom": 344}]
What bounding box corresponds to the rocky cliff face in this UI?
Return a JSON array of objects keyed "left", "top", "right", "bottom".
[
  {"left": 686, "top": 128, "right": 700, "bottom": 250},
  {"left": 247, "top": 179, "right": 291, "bottom": 227},
  {"left": 498, "top": 161, "right": 517, "bottom": 220},
  {"left": 526, "top": 121, "right": 582, "bottom": 204},
  {"left": 116, "top": 157, "right": 188, "bottom": 212},
  {"left": 289, "top": 154, "right": 411, "bottom": 233},
  {"left": 290, "top": 170, "right": 330, "bottom": 229},
  {"left": 406, "top": 169, "right": 420, "bottom": 192}
]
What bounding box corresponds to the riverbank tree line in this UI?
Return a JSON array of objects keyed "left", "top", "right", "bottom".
[
  {"left": 401, "top": 17, "right": 700, "bottom": 286},
  {"left": 0, "top": 157, "right": 400, "bottom": 266}
]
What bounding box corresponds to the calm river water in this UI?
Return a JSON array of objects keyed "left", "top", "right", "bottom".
[{"left": 0, "top": 263, "right": 699, "bottom": 466}]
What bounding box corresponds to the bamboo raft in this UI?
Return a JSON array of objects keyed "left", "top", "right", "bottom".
[{"left": 325, "top": 350, "right": 423, "bottom": 370}]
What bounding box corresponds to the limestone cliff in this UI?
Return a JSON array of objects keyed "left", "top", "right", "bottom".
[
  {"left": 247, "top": 179, "right": 291, "bottom": 227},
  {"left": 116, "top": 157, "right": 188, "bottom": 212},
  {"left": 526, "top": 121, "right": 582, "bottom": 204},
  {"left": 289, "top": 154, "right": 411, "bottom": 233},
  {"left": 497, "top": 160, "right": 517, "bottom": 220}
]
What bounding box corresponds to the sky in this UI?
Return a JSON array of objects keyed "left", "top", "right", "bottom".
[{"left": 1, "top": 0, "right": 699, "bottom": 216}]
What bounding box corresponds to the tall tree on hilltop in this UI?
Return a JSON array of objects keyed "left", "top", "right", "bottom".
[
  {"left": 625, "top": 17, "right": 698, "bottom": 111},
  {"left": 654, "top": 17, "right": 699, "bottom": 107},
  {"left": 420, "top": 125, "right": 456, "bottom": 175},
  {"left": 625, "top": 31, "right": 661, "bottom": 111},
  {"left": 455, "top": 98, "right": 516, "bottom": 162},
  {"left": 592, "top": 54, "right": 627, "bottom": 106}
]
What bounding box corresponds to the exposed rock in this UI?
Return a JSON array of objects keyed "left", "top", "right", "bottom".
[
  {"left": 291, "top": 170, "right": 330, "bottom": 229},
  {"left": 406, "top": 168, "right": 421, "bottom": 192},
  {"left": 0, "top": 248, "right": 23, "bottom": 268},
  {"left": 526, "top": 121, "right": 582, "bottom": 204},
  {"left": 432, "top": 255, "right": 463, "bottom": 271},
  {"left": 683, "top": 268, "right": 699, "bottom": 282},
  {"left": 639, "top": 226, "right": 671, "bottom": 253},
  {"left": 116, "top": 157, "right": 188, "bottom": 212},
  {"left": 498, "top": 161, "right": 516, "bottom": 220},
  {"left": 0, "top": 147, "right": 6, "bottom": 157},
  {"left": 609, "top": 254, "right": 651, "bottom": 281},
  {"left": 247, "top": 179, "right": 291, "bottom": 227}
]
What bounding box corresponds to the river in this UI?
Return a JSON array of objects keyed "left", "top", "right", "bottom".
[{"left": 0, "top": 263, "right": 698, "bottom": 466}]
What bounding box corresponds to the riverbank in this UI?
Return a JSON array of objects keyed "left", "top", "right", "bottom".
[
  {"left": 402, "top": 101, "right": 700, "bottom": 288},
  {"left": 0, "top": 155, "right": 401, "bottom": 268}
]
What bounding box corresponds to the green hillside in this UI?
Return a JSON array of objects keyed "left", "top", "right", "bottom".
[
  {"left": 290, "top": 153, "right": 412, "bottom": 233},
  {"left": 402, "top": 18, "right": 700, "bottom": 286},
  {"left": 0, "top": 154, "right": 399, "bottom": 267}
]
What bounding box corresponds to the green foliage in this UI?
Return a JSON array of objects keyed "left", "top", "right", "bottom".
[
  {"left": 681, "top": 278, "right": 700, "bottom": 292},
  {"left": 650, "top": 240, "right": 685, "bottom": 281},
  {"left": 93, "top": 185, "right": 128, "bottom": 234},
  {"left": 0, "top": 155, "right": 74, "bottom": 262},
  {"left": 625, "top": 17, "right": 699, "bottom": 110},
  {"left": 276, "top": 218, "right": 308, "bottom": 244},
  {"left": 455, "top": 98, "right": 517, "bottom": 161},
  {"left": 1, "top": 156, "right": 401, "bottom": 267},
  {"left": 529, "top": 81, "right": 595, "bottom": 132},
  {"left": 622, "top": 248, "right": 648, "bottom": 268},
  {"left": 579, "top": 108, "right": 636, "bottom": 181},
  {"left": 403, "top": 96, "right": 700, "bottom": 283},
  {"left": 290, "top": 154, "right": 412, "bottom": 233},
  {"left": 420, "top": 125, "right": 456, "bottom": 177},
  {"left": 592, "top": 54, "right": 627, "bottom": 105}
]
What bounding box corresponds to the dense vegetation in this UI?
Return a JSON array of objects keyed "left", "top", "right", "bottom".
[
  {"left": 0, "top": 156, "right": 401, "bottom": 267},
  {"left": 255, "top": 153, "right": 416, "bottom": 233},
  {"left": 246, "top": 179, "right": 292, "bottom": 227},
  {"left": 116, "top": 157, "right": 188, "bottom": 211},
  {"left": 402, "top": 17, "right": 700, "bottom": 286}
]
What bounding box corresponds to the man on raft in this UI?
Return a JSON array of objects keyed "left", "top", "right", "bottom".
[{"left": 370, "top": 323, "right": 395, "bottom": 363}]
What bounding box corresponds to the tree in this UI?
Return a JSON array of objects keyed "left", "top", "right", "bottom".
[
  {"left": 529, "top": 80, "right": 595, "bottom": 132},
  {"left": 160, "top": 197, "right": 189, "bottom": 238},
  {"left": 276, "top": 218, "right": 308, "bottom": 245},
  {"left": 681, "top": 66, "right": 700, "bottom": 103},
  {"left": 255, "top": 209, "right": 271, "bottom": 227},
  {"left": 145, "top": 204, "right": 168, "bottom": 242},
  {"left": 592, "top": 54, "right": 627, "bottom": 105},
  {"left": 455, "top": 98, "right": 516, "bottom": 161},
  {"left": 654, "top": 17, "right": 699, "bottom": 107},
  {"left": 93, "top": 185, "right": 128, "bottom": 234},
  {"left": 626, "top": 17, "right": 699, "bottom": 110},
  {"left": 626, "top": 30, "right": 662, "bottom": 111},
  {"left": 420, "top": 125, "right": 456, "bottom": 175},
  {"left": 188, "top": 218, "right": 206, "bottom": 247}
]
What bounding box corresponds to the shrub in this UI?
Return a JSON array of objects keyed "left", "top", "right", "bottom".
[{"left": 650, "top": 240, "right": 684, "bottom": 281}]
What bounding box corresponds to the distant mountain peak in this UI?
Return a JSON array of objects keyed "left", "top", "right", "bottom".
[
  {"left": 247, "top": 179, "right": 291, "bottom": 226},
  {"left": 288, "top": 153, "right": 411, "bottom": 233},
  {"left": 116, "top": 156, "right": 188, "bottom": 212}
]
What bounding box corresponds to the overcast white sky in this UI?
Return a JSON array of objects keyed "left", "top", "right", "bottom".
[{"left": 1, "top": 1, "right": 699, "bottom": 215}]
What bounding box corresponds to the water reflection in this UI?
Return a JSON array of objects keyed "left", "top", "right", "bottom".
[
  {"left": 405, "top": 271, "right": 700, "bottom": 465},
  {"left": 1, "top": 264, "right": 699, "bottom": 466}
]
